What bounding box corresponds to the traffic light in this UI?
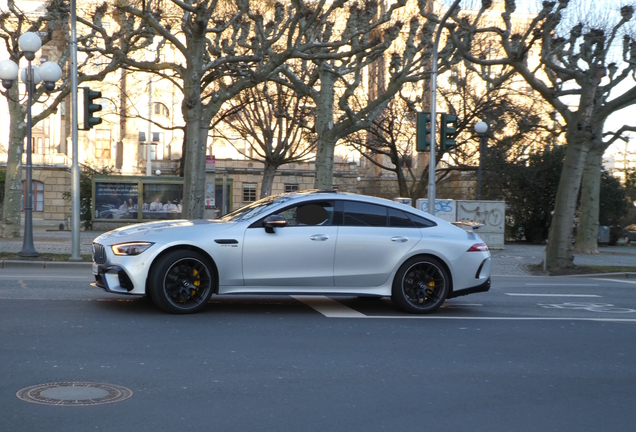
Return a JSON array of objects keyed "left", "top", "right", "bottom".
[
  {"left": 416, "top": 112, "right": 431, "bottom": 152},
  {"left": 440, "top": 113, "right": 458, "bottom": 151},
  {"left": 82, "top": 87, "right": 102, "bottom": 130}
]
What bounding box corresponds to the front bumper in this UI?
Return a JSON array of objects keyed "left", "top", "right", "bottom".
[{"left": 92, "top": 262, "right": 141, "bottom": 295}]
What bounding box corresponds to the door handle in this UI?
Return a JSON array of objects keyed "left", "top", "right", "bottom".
[
  {"left": 310, "top": 234, "right": 329, "bottom": 241},
  {"left": 391, "top": 236, "right": 408, "bottom": 243}
]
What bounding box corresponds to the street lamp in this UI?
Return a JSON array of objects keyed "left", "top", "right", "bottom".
[
  {"left": 474, "top": 121, "right": 488, "bottom": 200},
  {"left": 0, "top": 32, "right": 62, "bottom": 257}
]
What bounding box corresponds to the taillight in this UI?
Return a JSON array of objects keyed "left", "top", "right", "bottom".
[{"left": 468, "top": 243, "right": 489, "bottom": 252}]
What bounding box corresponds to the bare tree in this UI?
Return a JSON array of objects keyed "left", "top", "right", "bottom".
[
  {"left": 274, "top": 0, "right": 436, "bottom": 190},
  {"left": 451, "top": 0, "right": 636, "bottom": 270},
  {"left": 98, "top": 0, "right": 361, "bottom": 218},
  {"left": 216, "top": 81, "right": 316, "bottom": 198},
  {"left": 0, "top": 0, "right": 128, "bottom": 237},
  {"left": 344, "top": 62, "right": 555, "bottom": 203}
]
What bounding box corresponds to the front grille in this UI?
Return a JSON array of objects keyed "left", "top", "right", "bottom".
[{"left": 93, "top": 243, "right": 106, "bottom": 264}]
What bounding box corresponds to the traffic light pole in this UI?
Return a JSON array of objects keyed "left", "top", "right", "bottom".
[
  {"left": 70, "top": 0, "right": 81, "bottom": 261},
  {"left": 427, "top": 0, "right": 461, "bottom": 216}
]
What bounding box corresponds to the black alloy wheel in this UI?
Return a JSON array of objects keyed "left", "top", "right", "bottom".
[
  {"left": 148, "top": 250, "right": 214, "bottom": 314},
  {"left": 392, "top": 256, "right": 450, "bottom": 314}
]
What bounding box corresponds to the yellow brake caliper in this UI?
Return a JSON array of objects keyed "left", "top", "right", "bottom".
[
  {"left": 192, "top": 268, "right": 200, "bottom": 295},
  {"left": 426, "top": 280, "right": 435, "bottom": 296}
]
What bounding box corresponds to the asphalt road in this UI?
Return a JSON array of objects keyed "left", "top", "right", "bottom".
[{"left": 1, "top": 269, "right": 635, "bottom": 432}]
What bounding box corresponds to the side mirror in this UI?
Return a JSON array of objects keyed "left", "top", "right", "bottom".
[{"left": 263, "top": 214, "right": 287, "bottom": 234}]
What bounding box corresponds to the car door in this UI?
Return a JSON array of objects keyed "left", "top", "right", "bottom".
[
  {"left": 334, "top": 201, "right": 421, "bottom": 287},
  {"left": 242, "top": 200, "right": 337, "bottom": 287}
]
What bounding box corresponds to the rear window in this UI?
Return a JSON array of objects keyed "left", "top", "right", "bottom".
[
  {"left": 389, "top": 208, "right": 416, "bottom": 227},
  {"left": 407, "top": 212, "right": 437, "bottom": 228}
]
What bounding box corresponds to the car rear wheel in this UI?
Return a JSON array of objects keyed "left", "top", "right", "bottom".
[
  {"left": 392, "top": 256, "right": 450, "bottom": 314},
  {"left": 148, "top": 249, "right": 214, "bottom": 314}
]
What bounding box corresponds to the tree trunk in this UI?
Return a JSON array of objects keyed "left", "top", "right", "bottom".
[
  {"left": 313, "top": 71, "right": 336, "bottom": 190},
  {"left": 574, "top": 147, "right": 604, "bottom": 254},
  {"left": 1, "top": 91, "right": 26, "bottom": 239},
  {"left": 181, "top": 63, "right": 209, "bottom": 219},
  {"left": 261, "top": 162, "right": 279, "bottom": 198},
  {"left": 544, "top": 130, "right": 591, "bottom": 271},
  {"left": 397, "top": 168, "right": 409, "bottom": 199}
]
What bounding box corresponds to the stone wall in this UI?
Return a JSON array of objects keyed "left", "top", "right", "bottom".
[{"left": 27, "top": 167, "right": 71, "bottom": 227}]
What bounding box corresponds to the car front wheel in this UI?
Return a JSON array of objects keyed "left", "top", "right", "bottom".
[
  {"left": 148, "top": 249, "right": 215, "bottom": 314},
  {"left": 392, "top": 256, "right": 450, "bottom": 314}
]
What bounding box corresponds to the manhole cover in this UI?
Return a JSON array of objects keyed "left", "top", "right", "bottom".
[{"left": 16, "top": 382, "right": 132, "bottom": 406}]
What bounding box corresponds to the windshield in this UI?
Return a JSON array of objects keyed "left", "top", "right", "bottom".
[{"left": 220, "top": 194, "right": 295, "bottom": 222}]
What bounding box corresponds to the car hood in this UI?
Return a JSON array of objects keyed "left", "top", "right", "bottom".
[{"left": 94, "top": 219, "right": 234, "bottom": 244}]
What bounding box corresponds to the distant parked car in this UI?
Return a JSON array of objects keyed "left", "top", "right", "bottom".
[
  {"left": 92, "top": 191, "right": 492, "bottom": 314},
  {"left": 624, "top": 224, "right": 636, "bottom": 243}
]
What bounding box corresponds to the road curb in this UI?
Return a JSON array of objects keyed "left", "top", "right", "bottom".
[
  {"left": 559, "top": 272, "right": 636, "bottom": 279},
  {"left": 2, "top": 260, "right": 92, "bottom": 269}
]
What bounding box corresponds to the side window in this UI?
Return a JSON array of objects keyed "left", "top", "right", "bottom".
[
  {"left": 343, "top": 202, "right": 388, "bottom": 227},
  {"left": 275, "top": 201, "right": 334, "bottom": 226},
  {"left": 407, "top": 212, "right": 437, "bottom": 228},
  {"left": 389, "top": 208, "right": 415, "bottom": 227}
]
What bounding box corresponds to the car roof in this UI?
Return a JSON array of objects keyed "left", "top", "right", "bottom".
[{"left": 284, "top": 190, "right": 441, "bottom": 220}]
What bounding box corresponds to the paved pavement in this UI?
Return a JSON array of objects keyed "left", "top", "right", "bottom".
[{"left": 0, "top": 228, "right": 635, "bottom": 275}]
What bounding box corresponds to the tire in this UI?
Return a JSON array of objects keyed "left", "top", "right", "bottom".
[
  {"left": 147, "top": 249, "right": 215, "bottom": 314},
  {"left": 391, "top": 256, "right": 450, "bottom": 314}
]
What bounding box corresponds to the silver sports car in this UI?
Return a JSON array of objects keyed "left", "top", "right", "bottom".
[{"left": 92, "top": 190, "right": 491, "bottom": 314}]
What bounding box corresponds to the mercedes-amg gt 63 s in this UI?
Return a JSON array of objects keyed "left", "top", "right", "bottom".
[{"left": 92, "top": 191, "right": 491, "bottom": 314}]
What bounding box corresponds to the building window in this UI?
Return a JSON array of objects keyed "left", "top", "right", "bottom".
[
  {"left": 45, "top": 137, "right": 54, "bottom": 155},
  {"left": 151, "top": 132, "right": 164, "bottom": 160},
  {"left": 243, "top": 183, "right": 257, "bottom": 202},
  {"left": 95, "top": 130, "right": 111, "bottom": 159},
  {"left": 24, "top": 137, "right": 36, "bottom": 154},
  {"left": 21, "top": 180, "right": 44, "bottom": 212},
  {"left": 154, "top": 102, "right": 169, "bottom": 116},
  {"left": 285, "top": 184, "right": 299, "bottom": 193}
]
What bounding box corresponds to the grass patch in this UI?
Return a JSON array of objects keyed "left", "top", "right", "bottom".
[
  {"left": 529, "top": 264, "right": 636, "bottom": 276},
  {"left": 0, "top": 252, "right": 92, "bottom": 262}
]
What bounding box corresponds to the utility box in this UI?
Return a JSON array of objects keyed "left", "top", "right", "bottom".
[
  {"left": 597, "top": 226, "right": 610, "bottom": 244},
  {"left": 456, "top": 200, "right": 505, "bottom": 249},
  {"left": 416, "top": 199, "right": 457, "bottom": 223}
]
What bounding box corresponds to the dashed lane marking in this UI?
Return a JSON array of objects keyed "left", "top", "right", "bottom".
[
  {"left": 505, "top": 293, "right": 601, "bottom": 297},
  {"left": 0, "top": 275, "right": 90, "bottom": 280},
  {"left": 594, "top": 278, "right": 636, "bottom": 285},
  {"left": 524, "top": 283, "right": 600, "bottom": 287},
  {"left": 292, "top": 296, "right": 636, "bottom": 322},
  {"left": 291, "top": 296, "right": 366, "bottom": 318}
]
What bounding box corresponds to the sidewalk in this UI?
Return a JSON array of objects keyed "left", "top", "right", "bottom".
[
  {"left": 0, "top": 228, "right": 100, "bottom": 256},
  {"left": 490, "top": 243, "right": 636, "bottom": 276},
  {"left": 0, "top": 228, "right": 634, "bottom": 275}
]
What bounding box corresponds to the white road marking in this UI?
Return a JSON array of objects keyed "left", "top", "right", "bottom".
[
  {"left": 594, "top": 278, "right": 636, "bottom": 285},
  {"left": 443, "top": 304, "right": 483, "bottom": 307},
  {"left": 0, "top": 275, "right": 90, "bottom": 280},
  {"left": 291, "top": 296, "right": 636, "bottom": 322},
  {"left": 292, "top": 296, "right": 366, "bottom": 318},
  {"left": 505, "top": 293, "right": 601, "bottom": 297},
  {"left": 524, "top": 283, "right": 599, "bottom": 287},
  {"left": 356, "top": 317, "right": 636, "bottom": 322}
]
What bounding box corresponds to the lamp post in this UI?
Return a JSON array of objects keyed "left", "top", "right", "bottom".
[
  {"left": 474, "top": 121, "right": 488, "bottom": 200},
  {"left": 0, "top": 32, "right": 62, "bottom": 257}
]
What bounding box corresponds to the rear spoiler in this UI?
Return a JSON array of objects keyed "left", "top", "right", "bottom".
[{"left": 451, "top": 221, "right": 484, "bottom": 231}]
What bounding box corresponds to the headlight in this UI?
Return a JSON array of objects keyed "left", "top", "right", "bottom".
[{"left": 111, "top": 242, "right": 154, "bottom": 256}]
